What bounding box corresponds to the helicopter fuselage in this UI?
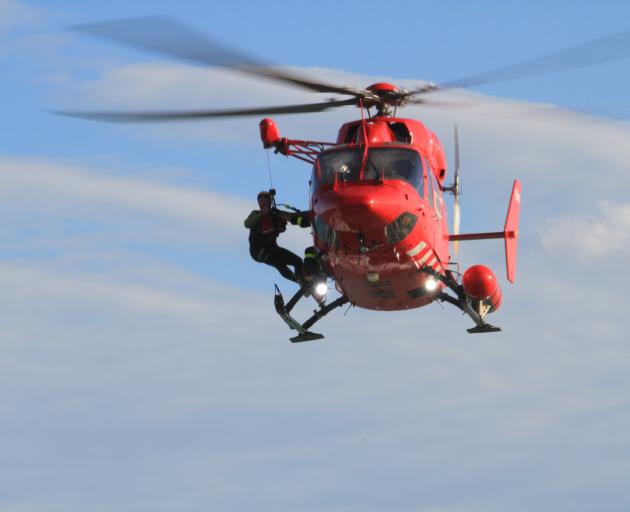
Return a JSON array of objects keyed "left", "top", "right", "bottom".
[{"left": 310, "top": 116, "right": 451, "bottom": 310}]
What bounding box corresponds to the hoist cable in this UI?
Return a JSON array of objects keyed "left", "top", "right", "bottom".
[{"left": 265, "top": 149, "right": 274, "bottom": 190}]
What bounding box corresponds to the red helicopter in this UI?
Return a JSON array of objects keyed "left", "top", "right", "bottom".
[
  {"left": 60, "top": 17, "right": 630, "bottom": 341},
  {"left": 257, "top": 107, "right": 520, "bottom": 341}
]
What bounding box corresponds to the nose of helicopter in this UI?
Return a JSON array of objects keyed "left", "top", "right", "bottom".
[{"left": 316, "top": 184, "right": 403, "bottom": 231}]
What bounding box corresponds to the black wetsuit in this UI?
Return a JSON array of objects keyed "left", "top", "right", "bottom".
[{"left": 244, "top": 209, "right": 307, "bottom": 283}]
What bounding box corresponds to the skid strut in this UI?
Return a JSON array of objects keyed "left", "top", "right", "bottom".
[{"left": 274, "top": 285, "right": 349, "bottom": 343}]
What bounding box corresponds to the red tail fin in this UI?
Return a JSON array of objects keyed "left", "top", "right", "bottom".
[{"left": 504, "top": 180, "right": 521, "bottom": 284}]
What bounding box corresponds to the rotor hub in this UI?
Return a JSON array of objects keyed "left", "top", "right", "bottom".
[{"left": 366, "top": 82, "right": 404, "bottom": 106}]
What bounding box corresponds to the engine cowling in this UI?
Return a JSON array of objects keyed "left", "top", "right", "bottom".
[{"left": 462, "top": 265, "right": 502, "bottom": 312}]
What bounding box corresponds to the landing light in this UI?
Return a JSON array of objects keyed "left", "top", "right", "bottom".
[
  {"left": 315, "top": 282, "right": 328, "bottom": 297},
  {"left": 425, "top": 277, "right": 438, "bottom": 292}
]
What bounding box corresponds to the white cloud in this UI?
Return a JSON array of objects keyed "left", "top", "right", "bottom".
[
  {"left": 0, "top": 261, "right": 247, "bottom": 320},
  {"left": 2, "top": 226, "right": 630, "bottom": 511},
  {"left": 539, "top": 200, "right": 630, "bottom": 264},
  {"left": 0, "top": 156, "right": 253, "bottom": 237},
  {"left": 0, "top": 154, "right": 314, "bottom": 265}
]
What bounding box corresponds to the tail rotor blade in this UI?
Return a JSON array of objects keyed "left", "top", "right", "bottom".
[
  {"left": 453, "top": 195, "right": 461, "bottom": 255},
  {"left": 453, "top": 124, "right": 460, "bottom": 178},
  {"left": 452, "top": 124, "right": 461, "bottom": 254}
]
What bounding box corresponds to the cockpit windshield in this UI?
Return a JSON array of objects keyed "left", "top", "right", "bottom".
[
  {"left": 316, "top": 148, "right": 363, "bottom": 184},
  {"left": 313, "top": 147, "right": 424, "bottom": 193},
  {"left": 365, "top": 148, "right": 423, "bottom": 190}
]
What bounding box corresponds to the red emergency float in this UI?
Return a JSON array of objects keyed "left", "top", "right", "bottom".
[{"left": 463, "top": 265, "right": 503, "bottom": 312}]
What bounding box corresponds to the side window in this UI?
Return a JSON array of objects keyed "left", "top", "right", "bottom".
[
  {"left": 313, "top": 216, "right": 337, "bottom": 248},
  {"left": 425, "top": 159, "right": 441, "bottom": 218},
  {"left": 418, "top": 156, "right": 424, "bottom": 198},
  {"left": 425, "top": 157, "right": 433, "bottom": 206},
  {"left": 310, "top": 165, "right": 320, "bottom": 197},
  {"left": 434, "top": 180, "right": 442, "bottom": 219}
]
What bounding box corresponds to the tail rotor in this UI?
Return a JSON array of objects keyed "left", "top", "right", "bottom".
[{"left": 448, "top": 125, "right": 462, "bottom": 254}]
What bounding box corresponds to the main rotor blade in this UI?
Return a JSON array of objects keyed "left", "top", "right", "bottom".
[
  {"left": 407, "top": 98, "right": 476, "bottom": 108},
  {"left": 438, "top": 28, "right": 630, "bottom": 90},
  {"left": 71, "top": 16, "right": 369, "bottom": 98},
  {"left": 53, "top": 98, "right": 357, "bottom": 123}
]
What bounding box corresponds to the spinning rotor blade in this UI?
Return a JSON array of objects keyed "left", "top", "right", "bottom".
[
  {"left": 408, "top": 28, "right": 630, "bottom": 96},
  {"left": 71, "top": 16, "right": 370, "bottom": 99},
  {"left": 54, "top": 98, "right": 357, "bottom": 123},
  {"left": 452, "top": 125, "right": 461, "bottom": 255},
  {"left": 407, "top": 98, "right": 476, "bottom": 109},
  {"left": 453, "top": 200, "right": 461, "bottom": 255}
]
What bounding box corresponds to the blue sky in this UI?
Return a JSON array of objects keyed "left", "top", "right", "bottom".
[{"left": 2, "top": 1, "right": 630, "bottom": 511}]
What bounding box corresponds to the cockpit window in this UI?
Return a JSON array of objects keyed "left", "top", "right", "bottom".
[
  {"left": 364, "top": 148, "right": 423, "bottom": 191},
  {"left": 315, "top": 149, "right": 362, "bottom": 186},
  {"left": 312, "top": 147, "right": 424, "bottom": 195}
]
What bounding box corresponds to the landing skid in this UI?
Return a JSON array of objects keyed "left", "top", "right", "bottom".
[
  {"left": 290, "top": 332, "right": 325, "bottom": 343},
  {"left": 467, "top": 325, "right": 501, "bottom": 334},
  {"left": 274, "top": 284, "right": 349, "bottom": 343}
]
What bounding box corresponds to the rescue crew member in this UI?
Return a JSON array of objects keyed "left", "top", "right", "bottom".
[{"left": 244, "top": 191, "right": 310, "bottom": 284}]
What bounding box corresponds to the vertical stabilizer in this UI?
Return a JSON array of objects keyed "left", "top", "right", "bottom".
[{"left": 504, "top": 180, "right": 521, "bottom": 283}]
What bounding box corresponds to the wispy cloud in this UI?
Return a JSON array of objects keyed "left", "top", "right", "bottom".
[
  {"left": 0, "top": 154, "right": 312, "bottom": 261},
  {"left": 540, "top": 200, "right": 630, "bottom": 264},
  {"left": 0, "top": 261, "right": 261, "bottom": 320},
  {"left": 0, "top": 156, "right": 253, "bottom": 235}
]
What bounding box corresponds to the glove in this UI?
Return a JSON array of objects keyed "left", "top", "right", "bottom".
[{"left": 290, "top": 211, "right": 311, "bottom": 228}]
